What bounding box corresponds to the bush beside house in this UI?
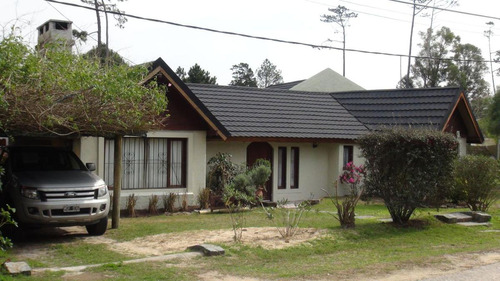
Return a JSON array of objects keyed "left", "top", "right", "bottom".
[{"left": 359, "top": 127, "right": 458, "bottom": 225}]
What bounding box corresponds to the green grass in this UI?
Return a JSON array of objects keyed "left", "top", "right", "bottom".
[{"left": 2, "top": 199, "right": 499, "bottom": 280}]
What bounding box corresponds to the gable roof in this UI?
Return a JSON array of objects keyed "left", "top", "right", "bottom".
[
  {"left": 144, "top": 58, "right": 483, "bottom": 144},
  {"left": 331, "top": 87, "right": 483, "bottom": 143},
  {"left": 188, "top": 83, "right": 368, "bottom": 140},
  {"left": 290, "top": 68, "right": 365, "bottom": 92}
]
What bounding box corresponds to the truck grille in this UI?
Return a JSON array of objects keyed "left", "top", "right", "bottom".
[
  {"left": 42, "top": 208, "right": 97, "bottom": 217},
  {"left": 39, "top": 189, "right": 97, "bottom": 202}
]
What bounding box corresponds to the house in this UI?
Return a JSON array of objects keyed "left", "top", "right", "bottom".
[{"left": 74, "top": 58, "right": 483, "bottom": 209}]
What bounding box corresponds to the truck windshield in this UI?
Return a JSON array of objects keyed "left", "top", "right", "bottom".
[{"left": 11, "top": 149, "right": 86, "bottom": 172}]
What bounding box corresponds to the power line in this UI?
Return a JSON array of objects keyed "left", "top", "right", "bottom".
[
  {"left": 45, "top": 0, "right": 498, "bottom": 64},
  {"left": 388, "top": 0, "right": 500, "bottom": 21}
]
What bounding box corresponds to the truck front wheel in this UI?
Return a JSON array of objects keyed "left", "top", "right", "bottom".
[{"left": 86, "top": 217, "right": 108, "bottom": 236}]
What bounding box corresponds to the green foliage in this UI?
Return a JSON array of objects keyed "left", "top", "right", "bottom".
[
  {"left": 222, "top": 160, "right": 271, "bottom": 242},
  {"left": 409, "top": 26, "right": 490, "bottom": 117},
  {"left": 487, "top": 89, "right": 500, "bottom": 136},
  {"left": 249, "top": 159, "right": 272, "bottom": 191},
  {"left": 207, "top": 152, "right": 239, "bottom": 195},
  {"left": 83, "top": 44, "right": 126, "bottom": 66},
  {"left": 229, "top": 62, "right": 257, "bottom": 87},
  {"left": 359, "top": 127, "right": 458, "bottom": 225},
  {"left": 453, "top": 155, "right": 500, "bottom": 211},
  {"left": 182, "top": 63, "right": 217, "bottom": 84},
  {"left": 0, "top": 205, "right": 17, "bottom": 251},
  {"left": 261, "top": 199, "right": 311, "bottom": 241},
  {"left": 256, "top": 59, "right": 283, "bottom": 88},
  {"left": 0, "top": 33, "right": 167, "bottom": 137}
]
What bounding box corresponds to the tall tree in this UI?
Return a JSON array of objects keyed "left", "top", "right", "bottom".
[
  {"left": 320, "top": 5, "right": 358, "bottom": 77},
  {"left": 175, "top": 66, "right": 187, "bottom": 81},
  {"left": 448, "top": 42, "right": 489, "bottom": 116},
  {"left": 487, "top": 89, "right": 500, "bottom": 137},
  {"left": 484, "top": 21, "right": 496, "bottom": 95},
  {"left": 256, "top": 59, "right": 283, "bottom": 88},
  {"left": 229, "top": 63, "right": 257, "bottom": 87},
  {"left": 411, "top": 27, "right": 458, "bottom": 88},
  {"left": 183, "top": 64, "right": 217, "bottom": 84},
  {"left": 404, "top": 0, "right": 458, "bottom": 87},
  {"left": 81, "top": 0, "right": 127, "bottom": 62}
]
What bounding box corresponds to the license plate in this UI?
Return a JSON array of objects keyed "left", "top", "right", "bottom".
[{"left": 63, "top": 205, "right": 80, "bottom": 213}]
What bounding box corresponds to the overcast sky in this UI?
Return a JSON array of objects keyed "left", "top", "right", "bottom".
[{"left": 2, "top": 0, "right": 499, "bottom": 91}]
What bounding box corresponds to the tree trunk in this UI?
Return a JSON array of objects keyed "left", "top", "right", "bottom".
[
  {"left": 406, "top": 0, "right": 417, "bottom": 87},
  {"left": 103, "top": 1, "right": 110, "bottom": 64},
  {"left": 342, "top": 25, "right": 346, "bottom": 77},
  {"left": 111, "top": 135, "right": 122, "bottom": 229},
  {"left": 93, "top": 0, "right": 102, "bottom": 49}
]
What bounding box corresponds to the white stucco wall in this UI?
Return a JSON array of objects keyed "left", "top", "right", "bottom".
[
  {"left": 207, "top": 141, "right": 357, "bottom": 202},
  {"left": 76, "top": 131, "right": 207, "bottom": 210},
  {"left": 75, "top": 137, "right": 105, "bottom": 178}
]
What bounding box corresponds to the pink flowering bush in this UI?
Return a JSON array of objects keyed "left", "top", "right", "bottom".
[{"left": 325, "top": 162, "right": 365, "bottom": 229}]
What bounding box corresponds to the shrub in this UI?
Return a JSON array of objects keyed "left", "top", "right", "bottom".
[
  {"left": 453, "top": 155, "right": 500, "bottom": 211},
  {"left": 163, "top": 193, "right": 177, "bottom": 213},
  {"left": 223, "top": 159, "right": 271, "bottom": 242},
  {"left": 198, "top": 188, "right": 211, "bottom": 209},
  {"left": 207, "top": 153, "right": 239, "bottom": 195},
  {"left": 126, "top": 194, "right": 138, "bottom": 217},
  {"left": 324, "top": 162, "right": 365, "bottom": 228},
  {"left": 261, "top": 199, "right": 311, "bottom": 242},
  {"left": 359, "top": 127, "right": 458, "bottom": 225},
  {"left": 148, "top": 195, "right": 159, "bottom": 215}
]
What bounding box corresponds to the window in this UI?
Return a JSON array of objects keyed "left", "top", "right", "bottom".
[
  {"left": 343, "top": 145, "right": 353, "bottom": 167},
  {"left": 104, "top": 138, "right": 187, "bottom": 189},
  {"left": 277, "top": 147, "right": 287, "bottom": 189},
  {"left": 290, "top": 147, "right": 299, "bottom": 189},
  {"left": 168, "top": 139, "right": 186, "bottom": 187}
]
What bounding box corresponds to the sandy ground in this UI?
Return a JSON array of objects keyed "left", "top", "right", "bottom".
[{"left": 10, "top": 226, "right": 500, "bottom": 281}]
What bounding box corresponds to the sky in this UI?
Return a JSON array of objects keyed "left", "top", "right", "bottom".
[{"left": 1, "top": 0, "right": 500, "bottom": 92}]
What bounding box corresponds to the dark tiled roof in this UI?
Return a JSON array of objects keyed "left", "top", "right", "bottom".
[
  {"left": 187, "top": 83, "right": 368, "bottom": 140},
  {"left": 266, "top": 80, "right": 305, "bottom": 90},
  {"left": 331, "top": 87, "right": 460, "bottom": 130}
]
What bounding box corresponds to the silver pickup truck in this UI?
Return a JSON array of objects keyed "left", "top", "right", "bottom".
[{"left": 1, "top": 146, "right": 110, "bottom": 236}]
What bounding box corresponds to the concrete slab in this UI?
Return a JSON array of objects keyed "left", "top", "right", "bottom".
[
  {"left": 435, "top": 213, "right": 473, "bottom": 224},
  {"left": 2, "top": 261, "right": 31, "bottom": 276},
  {"left": 189, "top": 244, "right": 225, "bottom": 256},
  {"left": 378, "top": 218, "right": 393, "bottom": 223},
  {"left": 456, "top": 222, "right": 492, "bottom": 227}
]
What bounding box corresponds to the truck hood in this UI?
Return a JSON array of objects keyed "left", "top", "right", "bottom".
[{"left": 14, "top": 170, "right": 105, "bottom": 189}]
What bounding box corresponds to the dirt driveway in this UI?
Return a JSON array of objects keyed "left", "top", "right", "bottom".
[{"left": 9, "top": 226, "right": 500, "bottom": 281}]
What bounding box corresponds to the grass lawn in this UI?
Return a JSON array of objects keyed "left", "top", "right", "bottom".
[{"left": 1, "top": 199, "right": 499, "bottom": 280}]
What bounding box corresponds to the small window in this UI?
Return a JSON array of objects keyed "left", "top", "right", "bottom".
[
  {"left": 290, "top": 147, "right": 299, "bottom": 189},
  {"left": 343, "top": 145, "right": 353, "bottom": 167},
  {"left": 55, "top": 22, "right": 69, "bottom": 30},
  {"left": 278, "top": 147, "right": 287, "bottom": 189}
]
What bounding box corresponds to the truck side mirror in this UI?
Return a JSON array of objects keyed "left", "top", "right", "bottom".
[{"left": 86, "top": 163, "right": 96, "bottom": 171}]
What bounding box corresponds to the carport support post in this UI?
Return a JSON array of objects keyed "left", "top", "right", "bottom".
[{"left": 112, "top": 135, "right": 123, "bottom": 229}]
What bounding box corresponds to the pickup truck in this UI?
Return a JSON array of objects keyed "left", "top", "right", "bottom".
[{"left": 1, "top": 146, "right": 110, "bottom": 236}]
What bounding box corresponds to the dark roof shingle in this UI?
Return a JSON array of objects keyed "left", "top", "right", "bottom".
[
  {"left": 331, "top": 87, "right": 460, "bottom": 130},
  {"left": 187, "top": 84, "right": 368, "bottom": 140}
]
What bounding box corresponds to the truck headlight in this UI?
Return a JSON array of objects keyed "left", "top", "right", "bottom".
[
  {"left": 97, "top": 185, "right": 108, "bottom": 197},
  {"left": 21, "top": 186, "right": 39, "bottom": 200}
]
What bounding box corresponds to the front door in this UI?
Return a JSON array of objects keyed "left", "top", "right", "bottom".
[{"left": 247, "top": 142, "right": 273, "bottom": 201}]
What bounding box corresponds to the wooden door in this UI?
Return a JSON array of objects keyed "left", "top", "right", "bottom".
[{"left": 247, "top": 142, "right": 273, "bottom": 201}]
